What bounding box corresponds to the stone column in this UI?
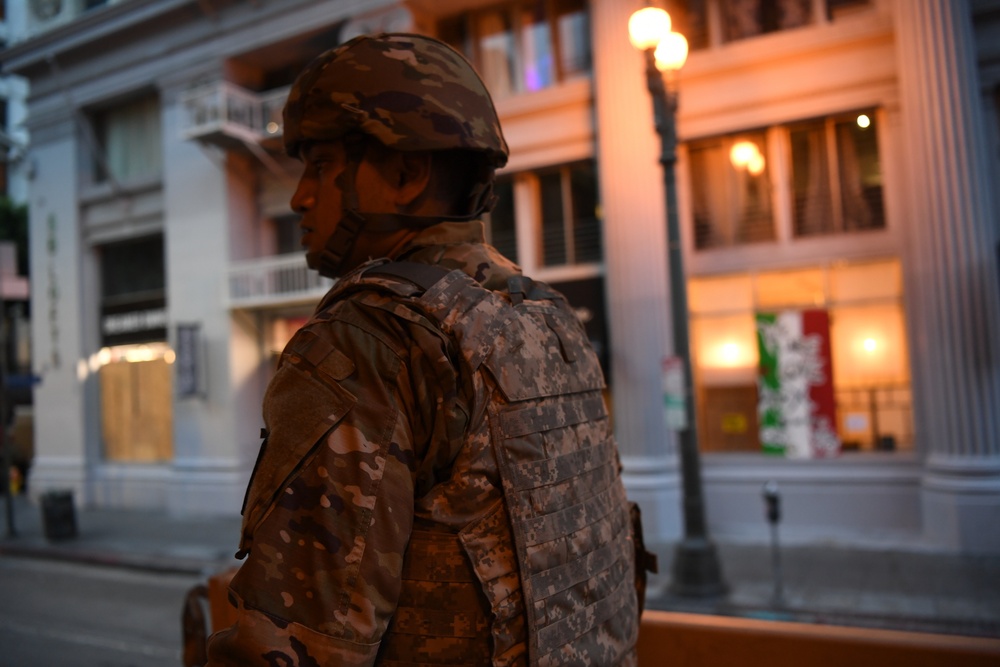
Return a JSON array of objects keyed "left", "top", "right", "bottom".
[
  {"left": 592, "top": 0, "right": 683, "bottom": 552},
  {"left": 894, "top": 0, "right": 1000, "bottom": 552}
]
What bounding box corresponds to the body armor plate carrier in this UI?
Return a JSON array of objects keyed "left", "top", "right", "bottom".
[{"left": 356, "top": 261, "right": 640, "bottom": 666}]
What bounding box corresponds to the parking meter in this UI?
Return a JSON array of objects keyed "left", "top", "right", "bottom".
[
  {"left": 762, "top": 480, "right": 784, "bottom": 605},
  {"left": 763, "top": 480, "right": 781, "bottom": 524}
]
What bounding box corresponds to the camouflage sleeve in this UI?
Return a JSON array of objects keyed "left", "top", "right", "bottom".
[{"left": 207, "top": 295, "right": 467, "bottom": 667}]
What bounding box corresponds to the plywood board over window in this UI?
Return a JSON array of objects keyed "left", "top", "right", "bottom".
[{"left": 100, "top": 358, "right": 173, "bottom": 462}]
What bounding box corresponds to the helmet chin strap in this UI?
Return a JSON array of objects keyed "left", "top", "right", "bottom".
[{"left": 311, "top": 145, "right": 498, "bottom": 278}]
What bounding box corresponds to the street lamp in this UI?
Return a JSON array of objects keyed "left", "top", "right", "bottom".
[{"left": 629, "top": 5, "right": 726, "bottom": 597}]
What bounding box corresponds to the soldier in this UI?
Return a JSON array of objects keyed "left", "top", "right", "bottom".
[{"left": 207, "top": 32, "right": 645, "bottom": 667}]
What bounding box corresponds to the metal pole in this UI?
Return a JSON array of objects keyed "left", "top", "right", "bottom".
[
  {"left": 0, "top": 290, "right": 14, "bottom": 538},
  {"left": 642, "top": 48, "right": 724, "bottom": 596}
]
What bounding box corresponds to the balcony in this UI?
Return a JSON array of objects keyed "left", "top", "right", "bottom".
[
  {"left": 180, "top": 82, "right": 288, "bottom": 152},
  {"left": 228, "top": 253, "right": 333, "bottom": 309}
]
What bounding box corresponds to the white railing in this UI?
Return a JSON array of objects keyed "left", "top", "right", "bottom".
[
  {"left": 228, "top": 253, "right": 333, "bottom": 308},
  {"left": 180, "top": 82, "right": 289, "bottom": 143}
]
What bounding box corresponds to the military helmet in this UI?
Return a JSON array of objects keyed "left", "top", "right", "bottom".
[{"left": 283, "top": 32, "right": 508, "bottom": 167}]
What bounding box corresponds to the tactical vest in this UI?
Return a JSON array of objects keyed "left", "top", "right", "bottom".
[{"left": 345, "top": 261, "right": 640, "bottom": 667}]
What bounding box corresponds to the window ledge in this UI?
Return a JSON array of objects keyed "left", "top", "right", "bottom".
[
  {"left": 80, "top": 175, "right": 162, "bottom": 206},
  {"left": 494, "top": 76, "right": 592, "bottom": 120}
]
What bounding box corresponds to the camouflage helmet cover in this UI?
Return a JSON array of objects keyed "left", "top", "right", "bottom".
[{"left": 283, "top": 33, "right": 509, "bottom": 167}]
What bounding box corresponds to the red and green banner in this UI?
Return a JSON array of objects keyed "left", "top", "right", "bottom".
[{"left": 756, "top": 310, "right": 840, "bottom": 458}]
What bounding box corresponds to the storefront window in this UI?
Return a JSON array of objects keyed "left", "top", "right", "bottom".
[
  {"left": 690, "top": 258, "right": 912, "bottom": 454},
  {"left": 98, "top": 344, "right": 174, "bottom": 463},
  {"left": 98, "top": 235, "right": 172, "bottom": 463}
]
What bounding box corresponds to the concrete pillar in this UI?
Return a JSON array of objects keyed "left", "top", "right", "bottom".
[
  {"left": 592, "top": 0, "right": 683, "bottom": 549},
  {"left": 160, "top": 78, "right": 249, "bottom": 517},
  {"left": 27, "top": 118, "right": 92, "bottom": 502},
  {"left": 894, "top": 0, "right": 1000, "bottom": 552}
]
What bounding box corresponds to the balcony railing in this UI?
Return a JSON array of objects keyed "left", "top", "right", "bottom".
[
  {"left": 180, "top": 82, "right": 288, "bottom": 146},
  {"left": 228, "top": 253, "right": 333, "bottom": 309}
]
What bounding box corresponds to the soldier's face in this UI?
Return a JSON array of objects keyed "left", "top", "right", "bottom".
[{"left": 290, "top": 140, "right": 400, "bottom": 271}]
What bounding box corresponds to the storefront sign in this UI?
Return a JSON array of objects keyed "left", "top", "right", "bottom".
[
  {"left": 101, "top": 297, "right": 167, "bottom": 347},
  {"left": 756, "top": 310, "right": 840, "bottom": 458}
]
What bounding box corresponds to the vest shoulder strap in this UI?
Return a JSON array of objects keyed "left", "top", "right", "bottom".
[{"left": 363, "top": 260, "right": 452, "bottom": 292}]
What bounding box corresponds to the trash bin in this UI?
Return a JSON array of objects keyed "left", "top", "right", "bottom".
[{"left": 40, "top": 490, "right": 77, "bottom": 541}]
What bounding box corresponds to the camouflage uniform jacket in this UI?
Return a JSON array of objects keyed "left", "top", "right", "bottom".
[{"left": 207, "top": 221, "right": 638, "bottom": 667}]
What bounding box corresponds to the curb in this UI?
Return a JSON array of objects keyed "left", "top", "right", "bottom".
[{"left": 0, "top": 542, "right": 234, "bottom": 576}]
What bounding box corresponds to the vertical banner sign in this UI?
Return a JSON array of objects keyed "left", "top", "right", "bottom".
[
  {"left": 756, "top": 310, "right": 840, "bottom": 458},
  {"left": 662, "top": 356, "right": 687, "bottom": 431},
  {"left": 176, "top": 323, "right": 201, "bottom": 398}
]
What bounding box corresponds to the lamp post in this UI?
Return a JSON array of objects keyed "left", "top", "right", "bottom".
[{"left": 629, "top": 6, "right": 725, "bottom": 597}]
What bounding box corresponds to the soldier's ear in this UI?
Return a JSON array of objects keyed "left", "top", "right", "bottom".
[{"left": 392, "top": 151, "right": 432, "bottom": 208}]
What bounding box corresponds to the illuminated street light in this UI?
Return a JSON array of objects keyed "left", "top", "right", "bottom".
[{"left": 629, "top": 5, "right": 726, "bottom": 597}]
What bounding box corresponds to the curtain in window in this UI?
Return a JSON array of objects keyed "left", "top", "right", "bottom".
[
  {"left": 103, "top": 95, "right": 162, "bottom": 183},
  {"left": 723, "top": 0, "right": 812, "bottom": 41},
  {"left": 519, "top": 1, "right": 554, "bottom": 92},
  {"left": 792, "top": 123, "right": 833, "bottom": 236},
  {"left": 836, "top": 123, "right": 870, "bottom": 229},
  {"left": 554, "top": 0, "right": 590, "bottom": 78},
  {"left": 476, "top": 11, "right": 516, "bottom": 98},
  {"left": 690, "top": 135, "right": 774, "bottom": 248},
  {"left": 690, "top": 141, "right": 730, "bottom": 248},
  {"left": 836, "top": 120, "right": 883, "bottom": 230}
]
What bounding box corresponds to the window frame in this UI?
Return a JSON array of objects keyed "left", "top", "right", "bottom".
[
  {"left": 486, "top": 159, "right": 603, "bottom": 283},
  {"left": 86, "top": 91, "right": 163, "bottom": 189},
  {"left": 681, "top": 108, "right": 890, "bottom": 272},
  {"left": 439, "top": 0, "right": 592, "bottom": 100}
]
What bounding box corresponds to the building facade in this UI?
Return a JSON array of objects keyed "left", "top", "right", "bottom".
[{"left": 1, "top": 0, "right": 997, "bottom": 554}]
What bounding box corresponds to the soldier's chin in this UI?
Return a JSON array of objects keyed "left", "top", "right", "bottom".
[{"left": 305, "top": 250, "right": 321, "bottom": 271}]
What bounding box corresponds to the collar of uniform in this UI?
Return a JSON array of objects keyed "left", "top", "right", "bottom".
[{"left": 404, "top": 220, "right": 486, "bottom": 249}]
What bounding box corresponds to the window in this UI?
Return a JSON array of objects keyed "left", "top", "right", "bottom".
[
  {"left": 689, "top": 131, "right": 774, "bottom": 249},
  {"left": 488, "top": 179, "right": 518, "bottom": 263},
  {"left": 790, "top": 111, "right": 884, "bottom": 236},
  {"left": 722, "top": 0, "right": 812, "bottom": 42},
  {"left": 487, "top": 160, "right": 601, "bottom": 270},
  {"left": 92, "top": 93, "right": 162, "bottom": 184},
  {"left": 679, "top": 0, "right": 874, "bottom": 49},
  {"left": 688, "top": 110, "right": 884, "bottom": 250},
  {"left": 689, "top": 259, "right": 912, "bottom": 454},
  {"left": 440, "top": 0, "right": 591, "bottom": 99}
]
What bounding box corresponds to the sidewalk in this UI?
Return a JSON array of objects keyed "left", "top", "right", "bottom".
[
  {"left": 1, "top": 494, "right": 998, "bottom": 639},
  {"left": 0, "top": 493, "right": 242, "bottom": 577}
]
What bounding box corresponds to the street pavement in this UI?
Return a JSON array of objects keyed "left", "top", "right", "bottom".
[{"left": 0, "top": 493, "right": 998, "bottom": 640}]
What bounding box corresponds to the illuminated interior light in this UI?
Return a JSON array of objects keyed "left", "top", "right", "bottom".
[
  {"left": 857, "top": 114, "right": 871, "bottom": 129},
  {"left": 706, "top": 340, "right": 754, "bottom": 369},
  {"left": 863, "top": 337, "right": 878, "bottom": 353},
  {"left": 729, "top": 140, "right": 759, "bottom": 169},
  {"left": 125, "top": 346, "right": 156, "bottom": 363},
  {"left": 747, "top": 153, "right": 766, "bottom": 176},
  {"left": 164, "top": 350, "right": 177, "bottom": 364},
  {"left": 266, "top": 121, "right": 280, "bottom": 134}
]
